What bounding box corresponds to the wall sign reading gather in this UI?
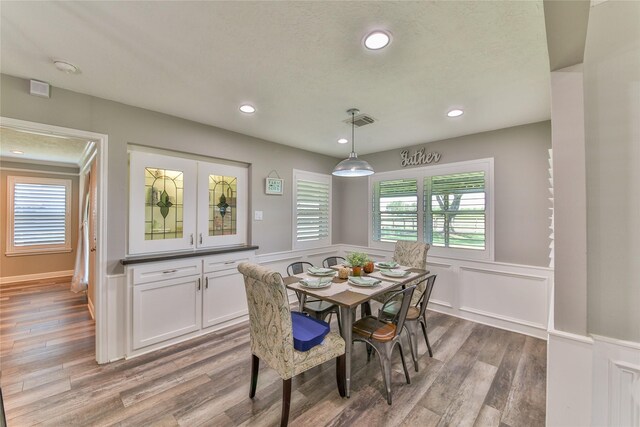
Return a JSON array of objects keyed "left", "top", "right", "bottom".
[{"left": 400, "top": 148, "right": 442, "bottom": 167}]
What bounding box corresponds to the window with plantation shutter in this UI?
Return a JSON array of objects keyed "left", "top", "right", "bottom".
[
  {"left": 369, "top": 158, "right": 493, "bottom": 261},
  {"left": 425, "top": 171, "right": 485, "bottom": 250},
  {"left": 7, "top": 176, "right": 72, "bottom": 255},
  {"left": 293, "top": 170, "right": 331, "bottom": 249},
  {"left": 372, "top": 179, "right": 418, "bottom": 242}
]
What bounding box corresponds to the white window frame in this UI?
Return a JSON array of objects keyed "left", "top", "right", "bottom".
[
  {"left": 368, "top": 158, "right": 494, "bottom": 261},
  {"left": 6, "top": 175, "right": 73, "bottom": 256},
  {"left": 292, "top": 169, "right": 332, "bottom": 250}
]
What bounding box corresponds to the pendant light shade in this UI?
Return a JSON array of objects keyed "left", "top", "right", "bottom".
[{"left": 332, "top": 108, "right": 374, "bottom": 177}]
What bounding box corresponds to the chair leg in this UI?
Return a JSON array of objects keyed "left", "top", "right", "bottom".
[
  {"left": 281, "top": 378, "right": 292, "bottom": 427},
  {"left": 250, "top": 354, "right": 259, "bottom": 398},
  {"left": 397, "top": 342, "right": 411, "bottom": 385},
  {"left": 336, "top": 354, "right": 346, "bottom": 397},
  {"left": 378, "top": 342, "right": 393, "bottom": 405},
  {"left": 366, "top": 342, "right": 373, "bottom": 361},
  {"left": 420, "top": 318, "right": 433, "bottom": 357},
  {"left": 361, "top": 301, "right": 372, "bottom": 318},
  {"left": 404, "top": 322, "right": 419, "bottom": 372},
  {"left": 336, "top": 310, "right": 342, "bottom": 336}
]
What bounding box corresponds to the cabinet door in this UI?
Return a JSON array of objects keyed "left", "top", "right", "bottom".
[
  {"left": 202, "top": 269, "right": 248, "bottom": 329},
  {"left": 196, "top": 161, "right": 248, "bottom": 248},
  {"left": 132, "top": 276, "right": 202, "bottom": 349},
  {"left": 129, "top": 151, "right": 197, "bottom": 254}
]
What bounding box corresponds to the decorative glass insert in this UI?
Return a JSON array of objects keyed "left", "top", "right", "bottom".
[
  {"left": 144, "top": 167, "right": 184, "bottom": 240},
  {"left": 208, "top": 175, "right": 237, "bottom": 236}
]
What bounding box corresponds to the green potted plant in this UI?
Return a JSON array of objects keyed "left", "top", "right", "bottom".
[{"left": 346, "top": 252, "right": 369, "bottom": 277}]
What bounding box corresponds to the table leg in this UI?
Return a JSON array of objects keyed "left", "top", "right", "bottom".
[
  {"left": 296, "top": 292, "right": 307, "bottom": 313},
  {"left": 339, "top": 305, "right": 353, "bottom": 397}
]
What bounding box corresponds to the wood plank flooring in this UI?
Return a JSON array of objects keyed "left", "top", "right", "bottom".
[{"left": 0, "top": 280, "right": 547, "bottom": 426}]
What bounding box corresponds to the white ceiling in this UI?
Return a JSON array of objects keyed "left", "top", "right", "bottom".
[
  {"left": 0, "top": 1, "right": 550, "bottom": 157},
  {"left": 0, "top": 127, "right": 90, "bottom": 166}
]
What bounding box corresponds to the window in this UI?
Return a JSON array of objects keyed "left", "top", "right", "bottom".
[
  {"left": 293, "top": 170, "right": 331, "bottom": 249},
  {"left": 426, "top": 172, "right": 486, "bottom": 250},
  {"left": 6, "top": 176, "right": 72, "bottom": 255},
  {"left": 370, "top": 159, "right": 493, "bottom": 260},
  {"left": 372, "top": 179, "right": 418, "bottom": 242}
]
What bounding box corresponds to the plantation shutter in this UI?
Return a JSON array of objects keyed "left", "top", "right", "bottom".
[
  {"left": 295, "top": 178, "right": 330, "bottom": 244},
  {"left": 372, "top": 179, "right": 418, "bottom": 242},
  {"left": 425, "top": 171, "right": 485, "bottom": 250},
  {"left": 13, "top": 182, "right": 68, "bottom": 246}
]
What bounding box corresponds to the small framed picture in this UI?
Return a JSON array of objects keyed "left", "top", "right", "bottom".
[{"left": 265, "top": 177, "right": 284, "bottom": 195}]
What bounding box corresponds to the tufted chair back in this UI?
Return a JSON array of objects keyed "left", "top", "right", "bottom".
[
  {"left": 392, "top": 241, "right": 430, "bottom": 305},
  {"left": 238, "top": 262, "right": 294, "bottom": 379}
]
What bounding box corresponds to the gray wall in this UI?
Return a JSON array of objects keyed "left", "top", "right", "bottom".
[
  {"left": 1, "top": 74, "right": 339, "bottom": 274},
  {"left": 584, "top": 1, "right": 640, "bottom": 342},
  {"left": 335, "top": 121, "right": 552, "bottom": 267},
  {"left": 550, "top": 66, "right": 588, "bottom": 336}
]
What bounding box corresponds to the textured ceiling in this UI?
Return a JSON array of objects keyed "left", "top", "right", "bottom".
[
  {"left": 0, "top": 1, "right": 550, "bottom": 157},
  {"left": 0, "top": 127, "right": 90, "bottom": 165}
]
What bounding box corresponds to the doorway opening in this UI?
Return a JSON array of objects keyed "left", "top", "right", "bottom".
[{"left": 0, "top": 117, "right": 108, "bottom": 364}]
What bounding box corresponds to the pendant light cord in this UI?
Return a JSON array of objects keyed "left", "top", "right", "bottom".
[{"left": 351, "top": 110, "right": 356, "bottom": 154}]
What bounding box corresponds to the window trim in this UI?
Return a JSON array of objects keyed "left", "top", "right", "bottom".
[
  {"left": 292, "top": 169, "right": 332, "bottom": 250},
  {"left": 368, "top": 158, "right": 494, "bottom": 261},
  {"left": 6, "top": 175, "right": 73, "bottom": 256}
]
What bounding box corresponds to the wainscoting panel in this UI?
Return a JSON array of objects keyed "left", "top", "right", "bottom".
[{"left": 459, "top": 266, "right": 549, "bottom": 330}]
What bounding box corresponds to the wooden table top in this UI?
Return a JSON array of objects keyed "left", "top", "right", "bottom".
[{"left": 283, "top": 267, "right": 429, "bottom": 309}]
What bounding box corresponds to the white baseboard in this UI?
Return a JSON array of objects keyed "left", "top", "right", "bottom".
[{"left": 0, "top": 269, "right": 74, "bottom": 285}]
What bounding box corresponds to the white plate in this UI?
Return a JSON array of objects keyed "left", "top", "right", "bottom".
[
  {"left": 299, "top": 279, "right": 333, "bottom": 289},
  {"left": 380, "top": 269, "right": 409, "bottom": 278},
  {"left": 307, "top": 269, "right": 336, "bottom": 277},
  {"left": 376, "top": 262, "right": 399, "bottom": 269},
  {"left": 348, "top": 277, "right": 381, "bottom": 287}
]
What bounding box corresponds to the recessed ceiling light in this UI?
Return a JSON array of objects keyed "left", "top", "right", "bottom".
[
  {"left": 239, "top": 104, "right": 256, "bottom": 114},
  {"left": 364, "top": 31, "right": 391, "bottom": 50},
  {"left": 10, "top": 150, "right": 24, "bottom": 155},
  {"left": 447, "top": 109, "right": 464, "bottom": 117},
  {"left": 337, "top": 138, "right": 348, "bottom": 144},
  {"left": 53, "top": 60, "right": 80, "bottom": 74}
]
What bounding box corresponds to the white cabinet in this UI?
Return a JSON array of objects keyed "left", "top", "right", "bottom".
[
  {"left": 127, "top": 249, "right": 255, "bottom": 356},
  {"left": 202, "top": 256, "right": 251, "bottom": 329},
  {"left": 128, "top": 150, "right": 248, "bottom": 255},
  {"left": 132, "top": 275, "right": 202, "bottom": 350}
]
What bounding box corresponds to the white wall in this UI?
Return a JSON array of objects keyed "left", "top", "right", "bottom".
[{"left": 583, "top": 0, "right": 640, "bottom": 343}]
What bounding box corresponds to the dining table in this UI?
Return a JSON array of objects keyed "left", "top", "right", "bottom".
[{"left": 283, "top": 264, "right": 430, "bottom": 398}]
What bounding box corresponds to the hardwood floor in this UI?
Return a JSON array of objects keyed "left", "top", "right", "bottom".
[{"left": 0, "top": 280, "right": 546, "bottom": 426}]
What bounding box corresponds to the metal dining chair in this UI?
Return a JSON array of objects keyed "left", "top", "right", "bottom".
[
  {"left": 383, "top": 274, "right": 438, "bottom": 371},
  {"left": 286, "top": 262, "right": 342, "bottom": 333},
  {"left": 322, "top": 256, "right": 345, "bottom": 268},
  {"left": 352, "top": 286, "right": 415, "bottom": 405}
]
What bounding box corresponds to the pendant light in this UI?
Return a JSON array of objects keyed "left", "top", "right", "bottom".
[{"left": 332, "top": 108, "right": 375, "bottom": 177}]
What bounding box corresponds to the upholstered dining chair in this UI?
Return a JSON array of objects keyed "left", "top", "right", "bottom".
[
  {"left": 238, "top": 262, "right": 346, "bottom": 427},
  {"left": 352, "top": 286, "right": 415, "bottom": 405},
  {"left": 322, "top": 256, "right": 345, "bottom": 268},
  {"left": 365, "top": 241, "right": 430, "bottom": 312},
  {"left": 286, "top": 261, "right": 342, "bottom": 333}
]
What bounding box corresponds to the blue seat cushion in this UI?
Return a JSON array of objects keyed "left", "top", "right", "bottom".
[{"left": 291, "top": 312, "right": 330, "bottom": 352}]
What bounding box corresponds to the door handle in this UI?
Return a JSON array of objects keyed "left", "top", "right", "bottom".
[
  {"left": 199, "top": 233, "right": 203, "bottom": 244},
  {"left": 190, "top": 234, "right": 194, "bottom": 245},
  {"left": 197, "top": 278, "right": 201, "bottom": 291},
  {"left": 205, "top": 277, "right": 209, "bottom": 289}
]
